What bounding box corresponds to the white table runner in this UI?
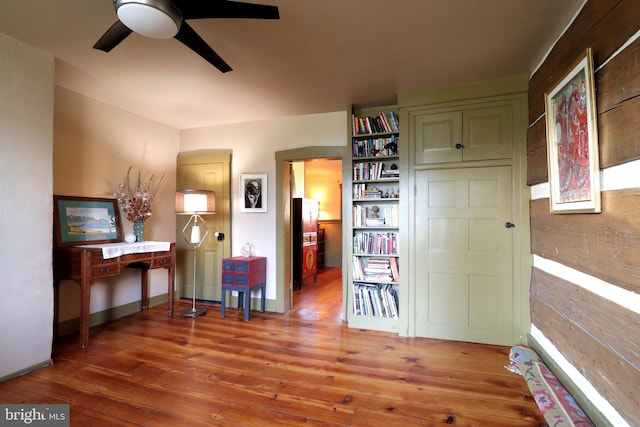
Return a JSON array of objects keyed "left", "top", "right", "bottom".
[{"left": 78, "top": 241, "right": 171, "bottom": 259}]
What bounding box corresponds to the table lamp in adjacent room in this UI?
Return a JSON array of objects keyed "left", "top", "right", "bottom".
[{"left": 175, "top": 189, "right": 216, "bottom": 317}]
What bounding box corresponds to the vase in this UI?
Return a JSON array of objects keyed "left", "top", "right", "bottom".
[{"left": 133, "top": 220, "right": 145, "bottom": 242}]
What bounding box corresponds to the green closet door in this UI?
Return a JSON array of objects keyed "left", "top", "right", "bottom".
[{"left": 414, "top": 166, "right": 514, "bottom": 345}]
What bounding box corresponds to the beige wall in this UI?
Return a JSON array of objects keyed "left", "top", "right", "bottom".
[
  {"left": 180, "top": 112, "right": 346, "bottom": 299},
  {"left": 304, "top": 159, "right": 342, "bottom": 221},
  {"left": 53, "top": 86, "right": 180, "bottom": 322},
  {"left": 291, "top": 161, "right": 305, "bottom": 198},
  {"left": 0, "top": 34, "right": 54, "bottom": 379}
]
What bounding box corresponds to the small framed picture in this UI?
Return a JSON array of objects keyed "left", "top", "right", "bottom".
[
  {"left": 240, "top": 173, "right": 267, "bottom": 213},
  {"left": 53, "top": 195, "right": 123, "bottom": 246},
  {"left": 544, "top": 48, "right": 601, "bottom": 214}
]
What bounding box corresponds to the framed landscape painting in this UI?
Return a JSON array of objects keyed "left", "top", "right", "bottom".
[
  {"left": 544, "top": 48, "right": 601, "bottom": 214},
  {"left": 54, "top": 195, "right": 123, "bottom": 246}
]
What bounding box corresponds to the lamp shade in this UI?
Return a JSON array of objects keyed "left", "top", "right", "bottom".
[{"left": 175, "top": 190, "right": 215, "bottom": 214}]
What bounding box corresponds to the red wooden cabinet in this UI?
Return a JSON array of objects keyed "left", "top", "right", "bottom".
[
  {"left": 221, "top": 256, "right": 266, "bottom": 320},
  {"left": 293, "top": 198, "right": 318, "bottom": 288},
  {"left": 222, "top": 256, "right": 266, "bottom": 287}
]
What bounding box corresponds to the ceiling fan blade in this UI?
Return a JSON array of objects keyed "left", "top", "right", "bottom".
[
  {"left": 174, "top": 0, "right": 279, "bottom": 21},
  {"left": 174, "top": 21, "right": 232, "bottom": 73},
  {"left": 93, "top": 20, "right": 133, "bottom": 52}
]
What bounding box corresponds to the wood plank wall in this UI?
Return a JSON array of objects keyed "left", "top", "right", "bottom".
[
  {"left": 530, "top": 267, "right": 640, "bottom": 421},
  {"left": 527, "top": 0, "right": 640, "bottom": 424},
  {"left": 528, "top": 0, "right": 640, "bottom": 184}
]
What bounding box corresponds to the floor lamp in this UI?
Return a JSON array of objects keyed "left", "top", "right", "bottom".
[{"left": 175, "top": 189, "right": 216, "bottom": 317}]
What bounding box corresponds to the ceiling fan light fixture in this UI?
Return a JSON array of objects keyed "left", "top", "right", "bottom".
[{"left": 115, "top": 0, "right": 181, "bottom": 39}]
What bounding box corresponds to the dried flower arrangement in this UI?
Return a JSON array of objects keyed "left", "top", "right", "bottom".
[{"left": 115, "top": 166, "right": 166, "bottom": 223}]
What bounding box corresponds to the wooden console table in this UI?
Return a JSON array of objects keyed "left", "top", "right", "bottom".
[{"left": 53, "top": 242, "right": 175, "bottom": 348}]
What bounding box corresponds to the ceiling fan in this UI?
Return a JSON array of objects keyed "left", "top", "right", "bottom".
[{"left": 93, "top": 0, "right": 280, "bottom": 73}]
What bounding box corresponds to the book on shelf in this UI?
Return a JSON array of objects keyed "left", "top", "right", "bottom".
[
  {"left": 353, "top": 184, "right": 374, "bottom": 200},
  {"left": 366, "top": 258, "right": 390, "bottom": 267},
  {"left": 353, "top": 231, "right": 398, "bottom": 255},
  {"left": 352, "top": 205, "right": 363, "bottom": 226},
  {"left": 353, "top": 186, "right": 400, "bottom": 201},
  {"left": 383, "top": 205, "right": 399, "bottom": 227},
  {"left": 356, "top": 116, "right": 376, "bottom": 134},
  {"left": 377, "top": 112, "right": 392, "bottom": 133},
  {"left": 389, "top": 257, "right": 399, "bottom": 282},
  {"left": 354, "top": 257, "right": 394, "bottom": 282},
  {"left": 353, "top": 161, "right": 398, "bottom": 181},
  {"left": 389, "top": 111, "right": 399, "bottom": 132},
  {"left": 352, "top": 256, "right": 365, "bottom": 280},
  {"left": 352, "top": 112, "right": 399, "bottom": 136},
  {"left": 380, "top": 169, "right": 399, "bottom": 178},
  {"left": 365, "top": 217, "right": 385, "bottom": 227},
  {"left": 353, "top": 206, "right": 399, "bottom": 227},
  {"left": 352, "top": 135, "right": 399, "bottom": 158},
  {"left": 362, "top": 117, "right": 372, "bottom": 134},
  {"left": 352, "top": 282, "right": 398, "bottom": 318},
  {"left": 363, "top": 258, "right": 394, "bottom": 281},
  {"left": 364, "top": 189, "right": 383, "bottom": 198}
]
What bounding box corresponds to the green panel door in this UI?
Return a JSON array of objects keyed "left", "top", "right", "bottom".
[
  {"left": 177, "top": 154, "right": 230, "bottom": 303},
  {"left": 412, "top": 110, "right": 462, "bottom": 164},
  {"left": 414, "top": 166, "right": 513, "bottom": 345},
  {"left": 463, "top": 104, "right": 513, "bottom": 161}
]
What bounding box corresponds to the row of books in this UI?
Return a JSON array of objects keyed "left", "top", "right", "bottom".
[
  {"left": 353, "top": 232, "right": 398, "bottom": 255},
  {"left": 364, "top": 217, "right": 386, "bottom": 227},
  {"left": 352, "top": 184, "right": 399, "bottom": 200},
  {"left": 352, "top": 256, "right": 399, "bottom": 282},
  {"left": 353, "top": 162, "right": 399, "bottom": 181},
  {"left": 352, "top": 111, "right": 400, "bottom": 135},
  {"left": 353, "top": 282, "right": 399, "bottom": 318},
  {"left": 354, "top": 186, "right": 382, "bottom": 199},
  {"left": 380, "top": 168, "right": 399, "bottom": 178},
  {"left": 352, "top": 135, "right": 399, "bottom": 158},
  {"left": 352, "top": 205, "right": 399, "bottom": 227}
]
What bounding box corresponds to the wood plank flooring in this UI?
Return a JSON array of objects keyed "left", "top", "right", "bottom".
[{"left": 0, "top": 268, "right": 545, "bottom": 426}]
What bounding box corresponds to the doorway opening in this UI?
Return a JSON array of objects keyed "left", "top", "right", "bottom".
[
  {"left": 290, "top": 158, "right": 343, "bottom": 321},
  {"left": 274, "top": 146, "right": 349, "bottom": 320}
]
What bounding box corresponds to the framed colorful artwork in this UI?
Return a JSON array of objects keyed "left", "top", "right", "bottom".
[
  {"left": 53, "top": 195, "right": 123, "bottom": 246},
  {"left": 544, "top": 47, "right": 601, "bottom": 214}
]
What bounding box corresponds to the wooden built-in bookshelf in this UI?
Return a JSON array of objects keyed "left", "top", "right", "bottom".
[{"left": 347, "top": 106, "right": 400, "bottom": 333}]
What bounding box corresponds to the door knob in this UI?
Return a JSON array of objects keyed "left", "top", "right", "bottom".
[
  {"left": 455, "top": 143, "right": 464, "bottom": 149},
  {"left": 505, "top": 222, "right": 515, "bottom": 228}
]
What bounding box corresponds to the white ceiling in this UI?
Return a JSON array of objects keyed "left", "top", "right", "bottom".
[{"left": 0, "top": 0, "right": 584, "bottom": 130}]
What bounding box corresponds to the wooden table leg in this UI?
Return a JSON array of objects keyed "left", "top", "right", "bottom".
[
  {"left": 244, "top": 290, "right": 251, "bottom": 321},
  {"left": 79, "top": 284, "right": 91, "bottom": 349},
  {"left": 220, "top": 287, "right": 227, "bottom": 318},
  {"left": 79, "top": 250, "right": 91, "bottom": 349},
  {"left": 141, "top": 268, "right": 149, "bottom": 311},
  {"left": 260, "top": 283, "right": 266, "bottom": 312}
]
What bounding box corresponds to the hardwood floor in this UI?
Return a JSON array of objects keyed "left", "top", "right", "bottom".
[
  {"left": 290, "top": 267, "right": 345, "bottom": 322},
  {"left": 0, "top": 268, "right": 544, "bottom": 426}
]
